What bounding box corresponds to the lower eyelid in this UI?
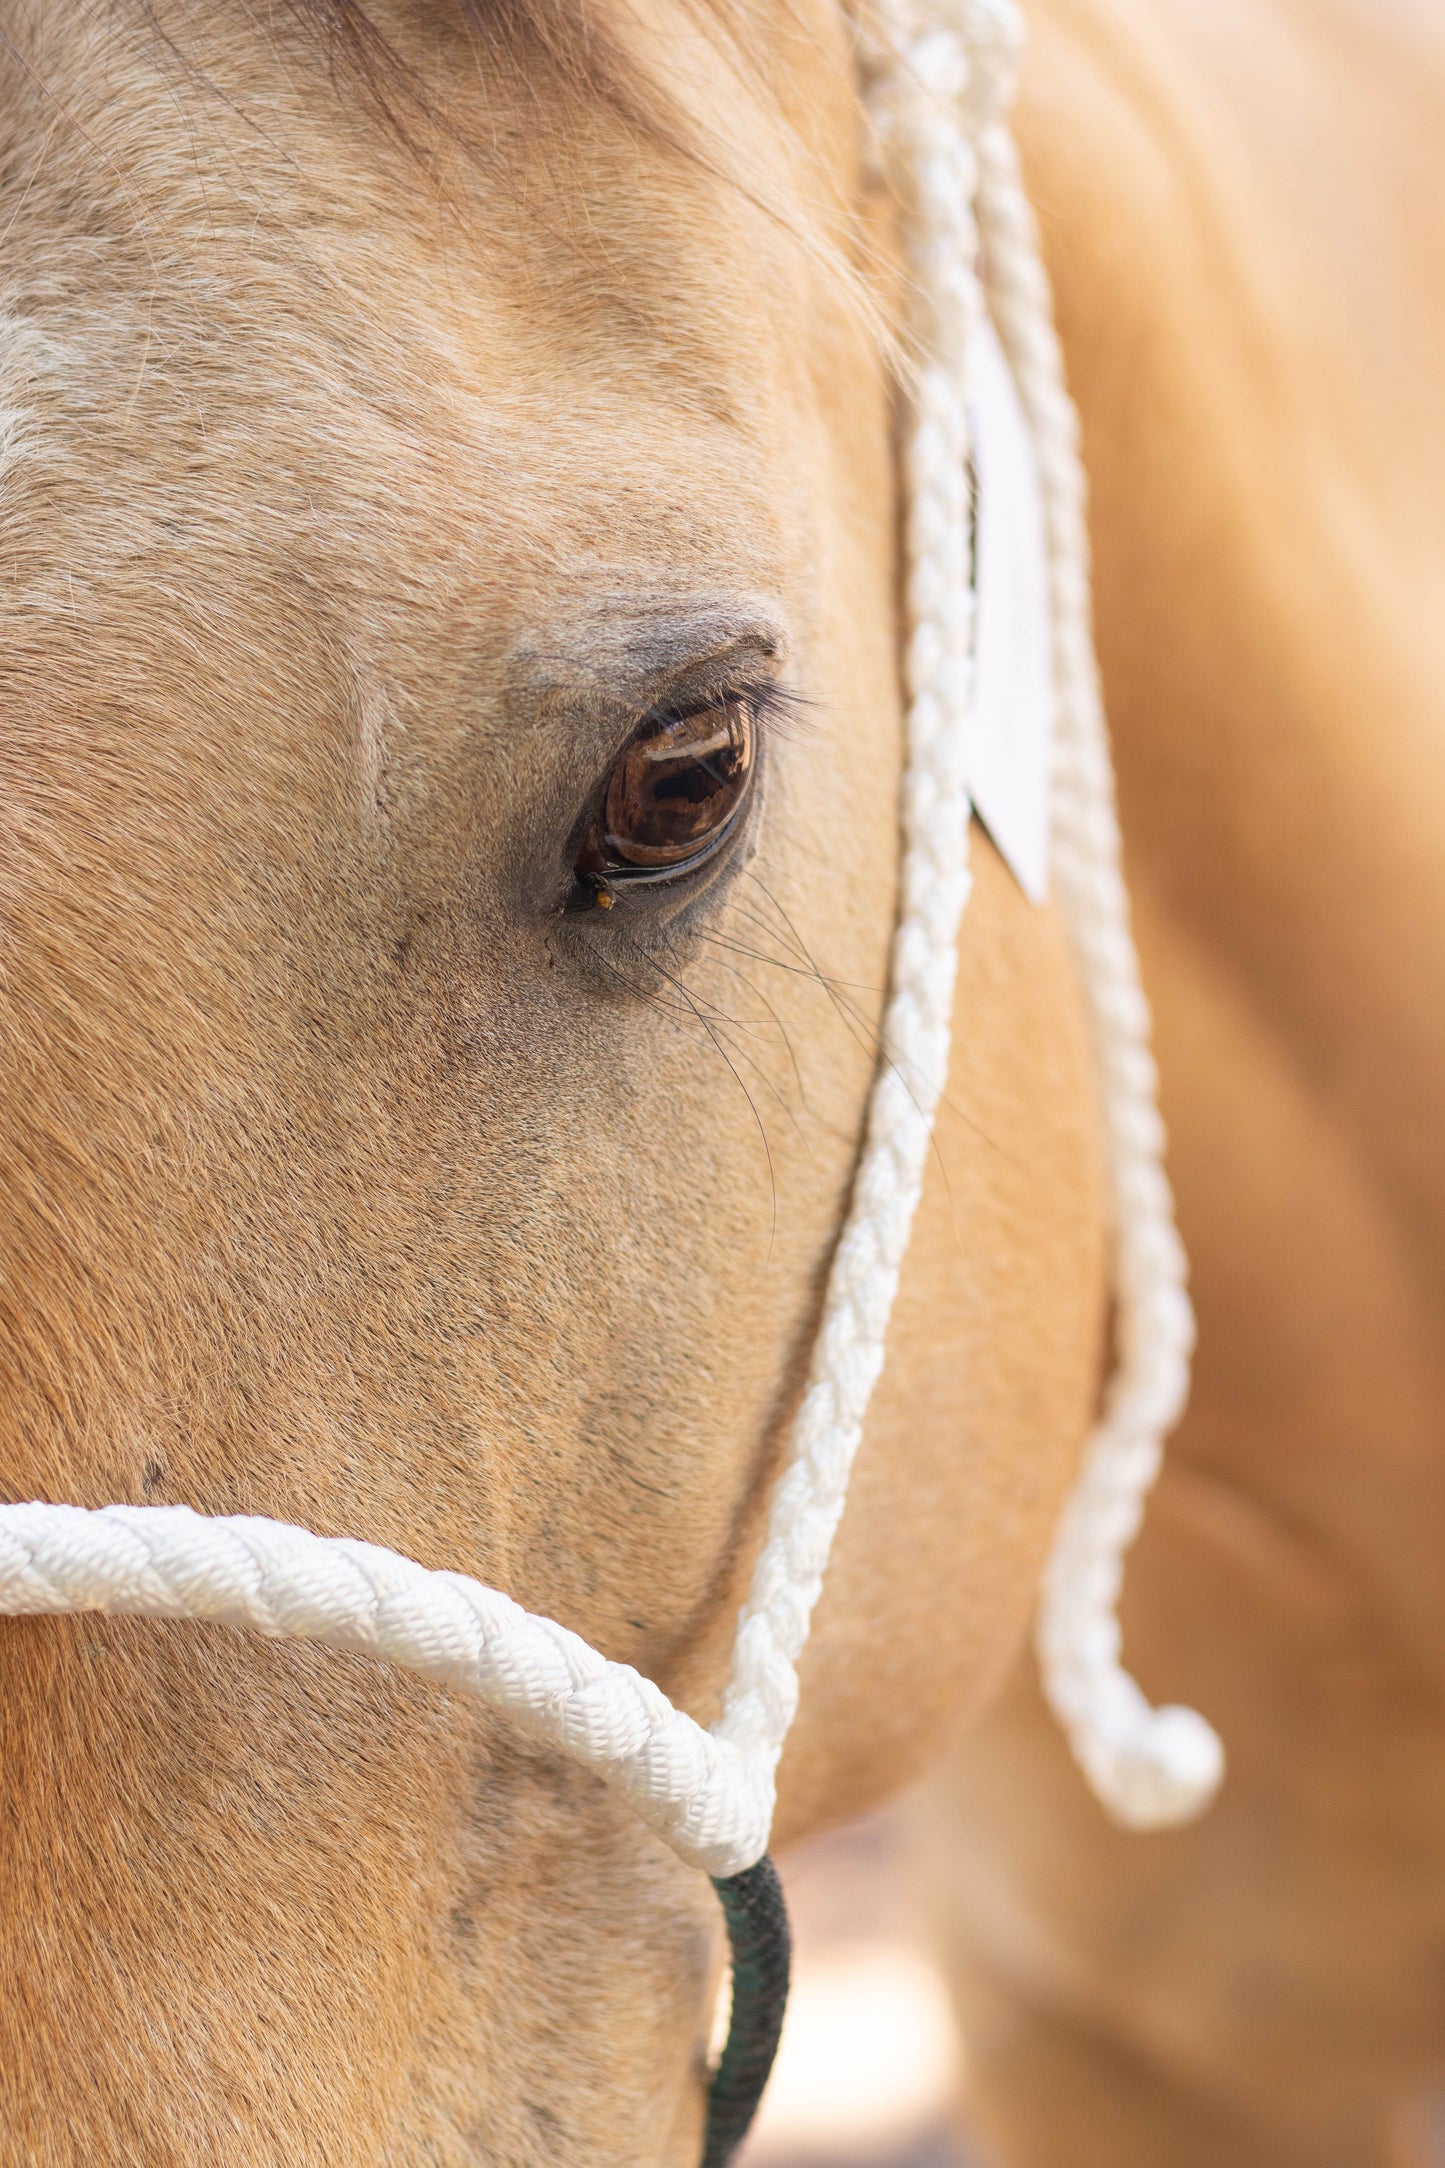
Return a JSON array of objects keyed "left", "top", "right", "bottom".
[
  {"left": 569, "top": 773, "right": 758, "bottom": 916},
  {"left": 604, "top": 816, "right": 744, "bottom": 887}
]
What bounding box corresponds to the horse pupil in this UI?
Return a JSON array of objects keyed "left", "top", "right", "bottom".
[{"left": 598, "top": 697, "right": 754, "bottom": 869}]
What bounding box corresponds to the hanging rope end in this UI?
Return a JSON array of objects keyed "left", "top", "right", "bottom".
[{"left": 1080, "top": 1697, "right": 1224, "bottom": 1831}]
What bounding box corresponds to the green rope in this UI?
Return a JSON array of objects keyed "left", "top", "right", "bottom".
[{"left": 702, "top": 1857, "right": 792, "bottom": 2167}]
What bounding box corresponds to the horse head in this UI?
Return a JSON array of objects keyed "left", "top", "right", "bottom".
[{"left": 0, "top": 5, "right": 1106, "bottom": 2158}]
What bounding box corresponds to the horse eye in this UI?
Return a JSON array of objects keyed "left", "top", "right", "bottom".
[{"left": 577, "top": 694, "right": 758, "bottom": 884}]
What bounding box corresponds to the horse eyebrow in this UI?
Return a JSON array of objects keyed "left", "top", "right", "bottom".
[
  {"left": 614, "top": 605, "right": 788, "bottom": 683},
  {"left": 505, "top": 603, "right": 792, "bottom": 714}
]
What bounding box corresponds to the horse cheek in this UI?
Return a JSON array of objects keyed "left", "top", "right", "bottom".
[{"left": 774, "top": 839, "right": 1109, "bottom": 1843}]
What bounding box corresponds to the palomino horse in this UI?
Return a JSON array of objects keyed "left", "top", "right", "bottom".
[
  {"left": 0, "top": 1, "right": 1439, "bottom": 2165},
  {"left": 0, "top": 4, "right": 1106, "bottom": 2161}
]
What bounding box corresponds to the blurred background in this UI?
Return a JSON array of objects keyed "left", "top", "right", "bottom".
[{"left": 739, "top": 1808, "right": 983, "bottom": 2168}]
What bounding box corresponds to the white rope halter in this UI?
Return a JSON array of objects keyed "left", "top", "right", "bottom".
[{"left": 0, "top": 0, "right": 1221, "bottom": 1879}]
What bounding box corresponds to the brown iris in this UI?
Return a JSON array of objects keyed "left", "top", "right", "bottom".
[{"left": 578, "top": 694, "right": 757, "bottom": 883}]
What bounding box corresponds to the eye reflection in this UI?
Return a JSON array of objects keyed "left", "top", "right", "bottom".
[{"left": 577, "top": 693, "right": 758, "bottom": 884}]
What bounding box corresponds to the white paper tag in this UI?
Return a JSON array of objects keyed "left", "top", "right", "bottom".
[{"left": 969, "top": 318, "right": 1054, "bottom": 904}]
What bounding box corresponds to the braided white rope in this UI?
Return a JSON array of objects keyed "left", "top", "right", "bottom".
[
  {"left": 0, "top": 1503, "right": 772, "bottom": 1873},
  {"left": 714, "top": 0, "right": 988, "bottom": 1780},
  {"left": 0, "top": 1, "right": 1218, "bottom": 1881},
  {"left": 974, "top": 104, "right": 1223, "bottom": 1826}
]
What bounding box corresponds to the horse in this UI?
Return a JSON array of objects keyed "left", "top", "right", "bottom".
[
  {"left": 5, "top": 0, "right": 1440, "bottom": 2162},
  {"left": 0, "top": 4, "right": 1108, "bottom": 2160},
  {"left": 923, "top": 1, "right": 1445, "bottom": 2162}
]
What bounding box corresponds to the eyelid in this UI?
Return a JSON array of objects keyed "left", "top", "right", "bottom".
[{"left": 585, "top": 815, "right": 744, "bottom": 893}]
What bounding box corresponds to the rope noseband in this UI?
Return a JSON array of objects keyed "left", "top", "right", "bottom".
[{"left": 0, "top": 3, "right": 1222, "bottom": 2157}]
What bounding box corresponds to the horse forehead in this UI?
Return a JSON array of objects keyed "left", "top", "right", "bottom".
[
  {"left": 11, "top": 1, "right": 863, "bottom": 409},
  {"left": 0, "top": 54, "right": 866, "bottom": 620}
]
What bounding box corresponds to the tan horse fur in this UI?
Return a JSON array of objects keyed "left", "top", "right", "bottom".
[
  {"left": 9, "top": 1, "right": 1437, "bottom": 2160},
  {"left": 923, "top": 2, "right": 1445, "bottom": 2162},
  {"left": 0, "top": 5, "right": 1106, "bottom": 2161}
]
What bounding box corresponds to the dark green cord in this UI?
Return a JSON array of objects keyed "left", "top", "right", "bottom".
[{"left": 701, "top": 1857, "right": 792, "bottom": 2167}]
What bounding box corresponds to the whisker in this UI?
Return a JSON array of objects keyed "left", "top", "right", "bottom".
[
  {"left": 744, "top": 874, "right": 972, "bottom": 1211},
  {"left": 628, "top": 946, "right": 779, "bottom": 1253},
  {"left": 705, "top": 925, "right": 885, "bottom": 1002},
  {"left": 741, "top": 875, "right": 895, "bottom": 1082},
  {"left": 696, "top": 936, "right": 810, "bottom": 1119},
  {"left": 746, "top": 872, "right": 1034, "bottom": 1188},
  {"left": 675, "top": 941, "right": 817, "bottom": 1171}
]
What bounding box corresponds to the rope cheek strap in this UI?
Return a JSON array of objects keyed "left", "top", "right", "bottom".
[
  {"left": 973, "top": 111, "right": 1224, "bottom": 1826},
  {"left": 0, "top": 4, "right": 1221, "bottom": 2160}
]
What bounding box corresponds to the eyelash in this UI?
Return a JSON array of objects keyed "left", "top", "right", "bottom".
[
  {"left": 728, "top": 679, "right": 808, "bottom": 742},
  {"left": 635, "top": 679, "right": 806, "bottom": 745}
]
